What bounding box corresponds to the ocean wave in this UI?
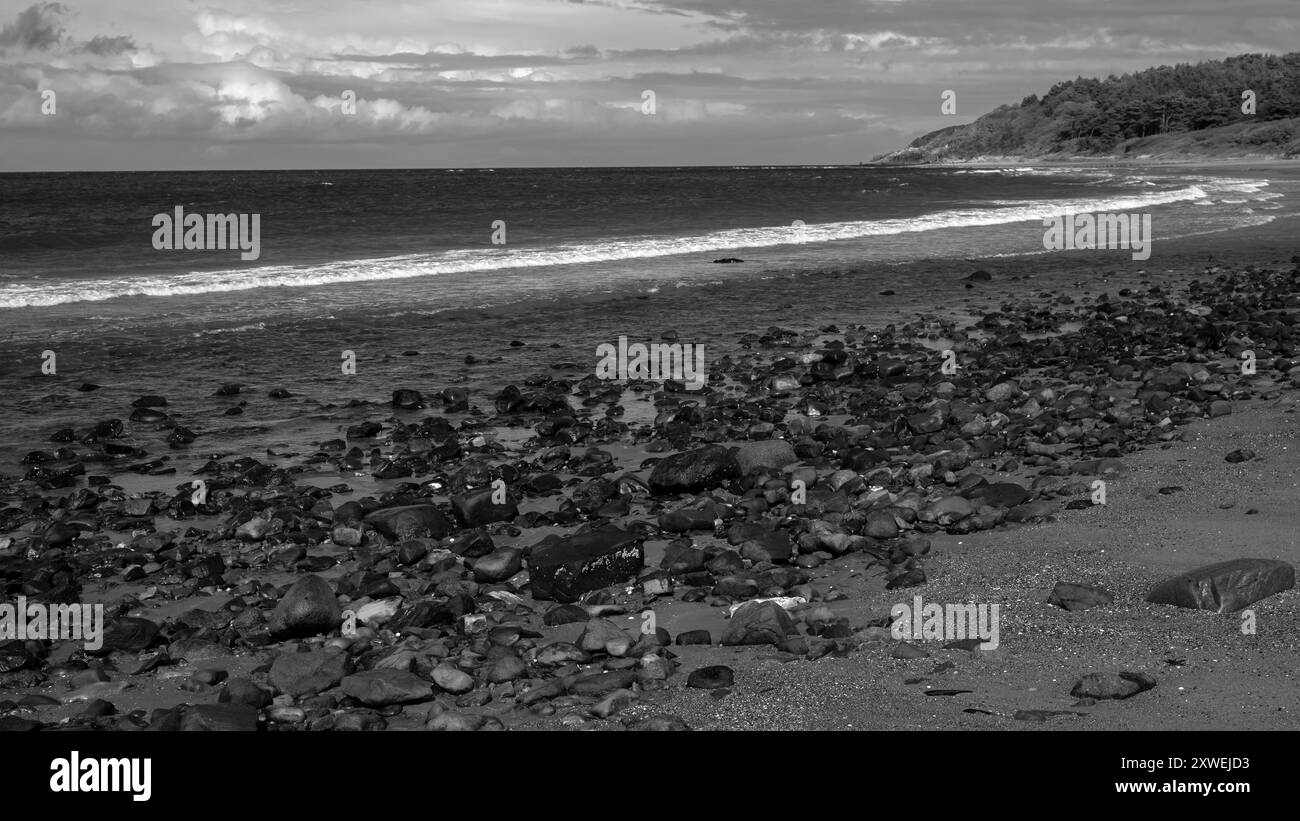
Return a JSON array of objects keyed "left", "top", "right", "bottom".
[{"left": 0, "top": 183, "right": 1220, "bottom": 308}]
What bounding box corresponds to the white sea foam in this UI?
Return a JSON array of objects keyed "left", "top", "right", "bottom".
[{"left": 0, "top": 180, "right": 1251, "bottom": 309}]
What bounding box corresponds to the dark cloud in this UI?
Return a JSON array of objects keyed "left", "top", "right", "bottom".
[
  {"left": 0, "top": 2, "right": 67, "bottom": 52},
  {"left": 81, "top": 34, "right": 136, "bottom": 55}
]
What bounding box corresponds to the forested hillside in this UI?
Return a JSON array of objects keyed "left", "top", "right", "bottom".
[{"left": 878, "top": 53, "right": 1300, "bottom": 162}]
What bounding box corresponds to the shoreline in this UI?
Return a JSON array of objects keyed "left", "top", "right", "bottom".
[{"left": 873, "top": 156, "right": 1300, "bottom": 170}]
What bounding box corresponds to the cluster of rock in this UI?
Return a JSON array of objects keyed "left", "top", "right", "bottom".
[{"left": 2, "top": 263, "right": 1299, "bottom": 730}]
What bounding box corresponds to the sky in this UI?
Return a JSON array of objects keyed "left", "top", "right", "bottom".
[{"left": 0, "top": 0, "right": 1297, "bottom": 170}]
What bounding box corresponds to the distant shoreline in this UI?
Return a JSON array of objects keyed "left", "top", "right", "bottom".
[{"left": 872, "top": 156, "right": 1300, "bottom": 169}]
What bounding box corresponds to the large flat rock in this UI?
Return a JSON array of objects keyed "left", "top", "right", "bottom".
[
  {"left": 363, "top": 504, "right": 453, "bottom": 540},
  {"left": 1145, "top": 558, "right": 1295, "bottom": 613},
  {"left": 648, "top": 445, "right": 739, "bottom": 494},
  {"left": 529, "top": 526, "right": 644, "bottom": 603}
]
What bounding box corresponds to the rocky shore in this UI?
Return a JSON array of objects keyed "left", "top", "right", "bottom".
[{"left": 3, "top": 256, "right": 1300, "bottom": 732}]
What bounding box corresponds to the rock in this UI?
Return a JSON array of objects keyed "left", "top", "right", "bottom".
[
  {"left": 472, "top": 548, "right": 523, "bottom": 583},
  {"left": 543, "top": 604, "right": 590, "bottom": 626},
  {"left": 966, "top": 269, "right": 992, "bottom": 281},
  {"left": 441, "top": 388, "right": 470, "bottom": 412},
  {"left": 451, "top": 486, "right": 519, "bottom": 527},
  {"left": 529, "top": 526, "right": 645, "bottom": 603},
  {"left": 396, "top": 539, "right": 430, "bottom": 566},
  {"left": 1070, "top": 671, "right": 1156, "bottom": 700},
  {"left": 1225, "top": 448, "right": 1256, "bottom": 463},
  {"left": 577, "top": 619, "right": 633, "bottom": 656},
  {"left": 340, "top": 670, "right": 434, "bottom": 706},
  {"left": 742, "top": 529, "right": 793, "bottom": 562},
  {"left": 355, "top": 597, "right": 402, "bottom": 627},
  {"left": 686, "top": 665, "right": 734, "bottom": 689},
  {"left": 372, "top": 460, "right": 412, "bottom": 480},
  {"left": 427, "top": 712, "right": 486, "bottom": 731},
  {"left": 364, "top": 504, "right": 453, "bottom": 540},
  {"left": 630, "top": 714, "right": 691, "bottom": 731},
  {"left": 332, "top": 524, "right": 364, "bottom": 547},
  {"left": 347, "top": 421, "right": 382, "bottom": 439},
  {"left": 78, "top": 699, "right": 117, "bottom": 719},
  {"left": 89, "top": 617, "right": 161, "bottom": 657},
  {"left": 236, "top": 516, "right": 273, "bottom": 541},
  {"left": 648, "top": 446, "right": 739, "bottom": 494},
  {"left": 658, "top": 508, "right": 716, "bottom": 532},
  {"left": 675, "top": 630, "right": 712, "bottom": 645},
  {"left": 43, "top": 521, "right": 80, "bottom": 546},
  {"left": 129, "top": 407, "right": 169, "bottom": 424},
  {"left": 1145, "top": 558, "right": 1295, "bottom": 613},
  {"left": 331, "top": 711, "right": 388, "bottom": 731},
  {"left": 392, "top": 389, "right": 424, "bottom": 410},
  {"left": 570, "top": 670, "right": 637, "bottom": 697},
  {"left": 928, "top": 495, "right": 973, "bottom": 523},
  {"left": 907, "top": 407, "right": 945, "bottom": 434},
  {"left": 661, "top": 541, "right": 708, "bottom": 573},
  {"left": 122, "top": 498, "right": 155, "bottom": 517},
  {"left": 269, "top": 648, "right": 351, "bottom": 697},
  {"left": 432, "top": 663, "right": 474, "bottom": 694},
  {"left": 445, "top": 528, "right": 495, "bottom": 558},
  {"left": 267, "top": 574, "right": 342, "bottom": 638},
  {"left": 179, "top": 703, "right": 260, "bottom": 731},
  {"left": 721, "top": 601, "right": 797, "bottom": 646},
  {"left": 985, "top": 381, "right": 1017, "bottom": 402},
  {"left": 592, "top": 689, "right": 638, "bottom": 719},
  {"left": 969, "top": 482, "right": 1029, "bottom": 508},
  {"left": 267, "top": 706, "right": 306, "bottom": 724},
  {"left": 1004, "top": 500, "right": 1059, "bottom": 523},
  {"left": 886, "top": 568, "right": 927, "bottom": 589},
  {"left": 731, "top": 440, "right": 797, "bottom": 475},
  {"left": 165, "top": 422, "right": 198, "bottom": 442},
  {"left": 218, "top": 678, "right": 273, "bottom": 709},
  {"left": 517, "top": 676, "right": 568, "bottom": 705},
  {"left": 486, "top": 654, "right": 527, "bottom": 683},
  {"left": 1048, "top": 582, "right": 1114, "bottom": 611},
  {"left": 863, "top": 510, "right": 899, "bottom": 539},
  {"left": 188, "top": 669, "right": 228, "bottom": 687}
]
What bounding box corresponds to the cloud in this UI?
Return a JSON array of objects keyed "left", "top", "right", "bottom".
[
  {"left": 0, "top": 2, "right": 67, "bottom": 53},
  {"left": 2, "top": 0, "right": 1299, "bottom": 168},
  {"left": 81, "top": 34, "right": 136, "bottom": 55}
]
